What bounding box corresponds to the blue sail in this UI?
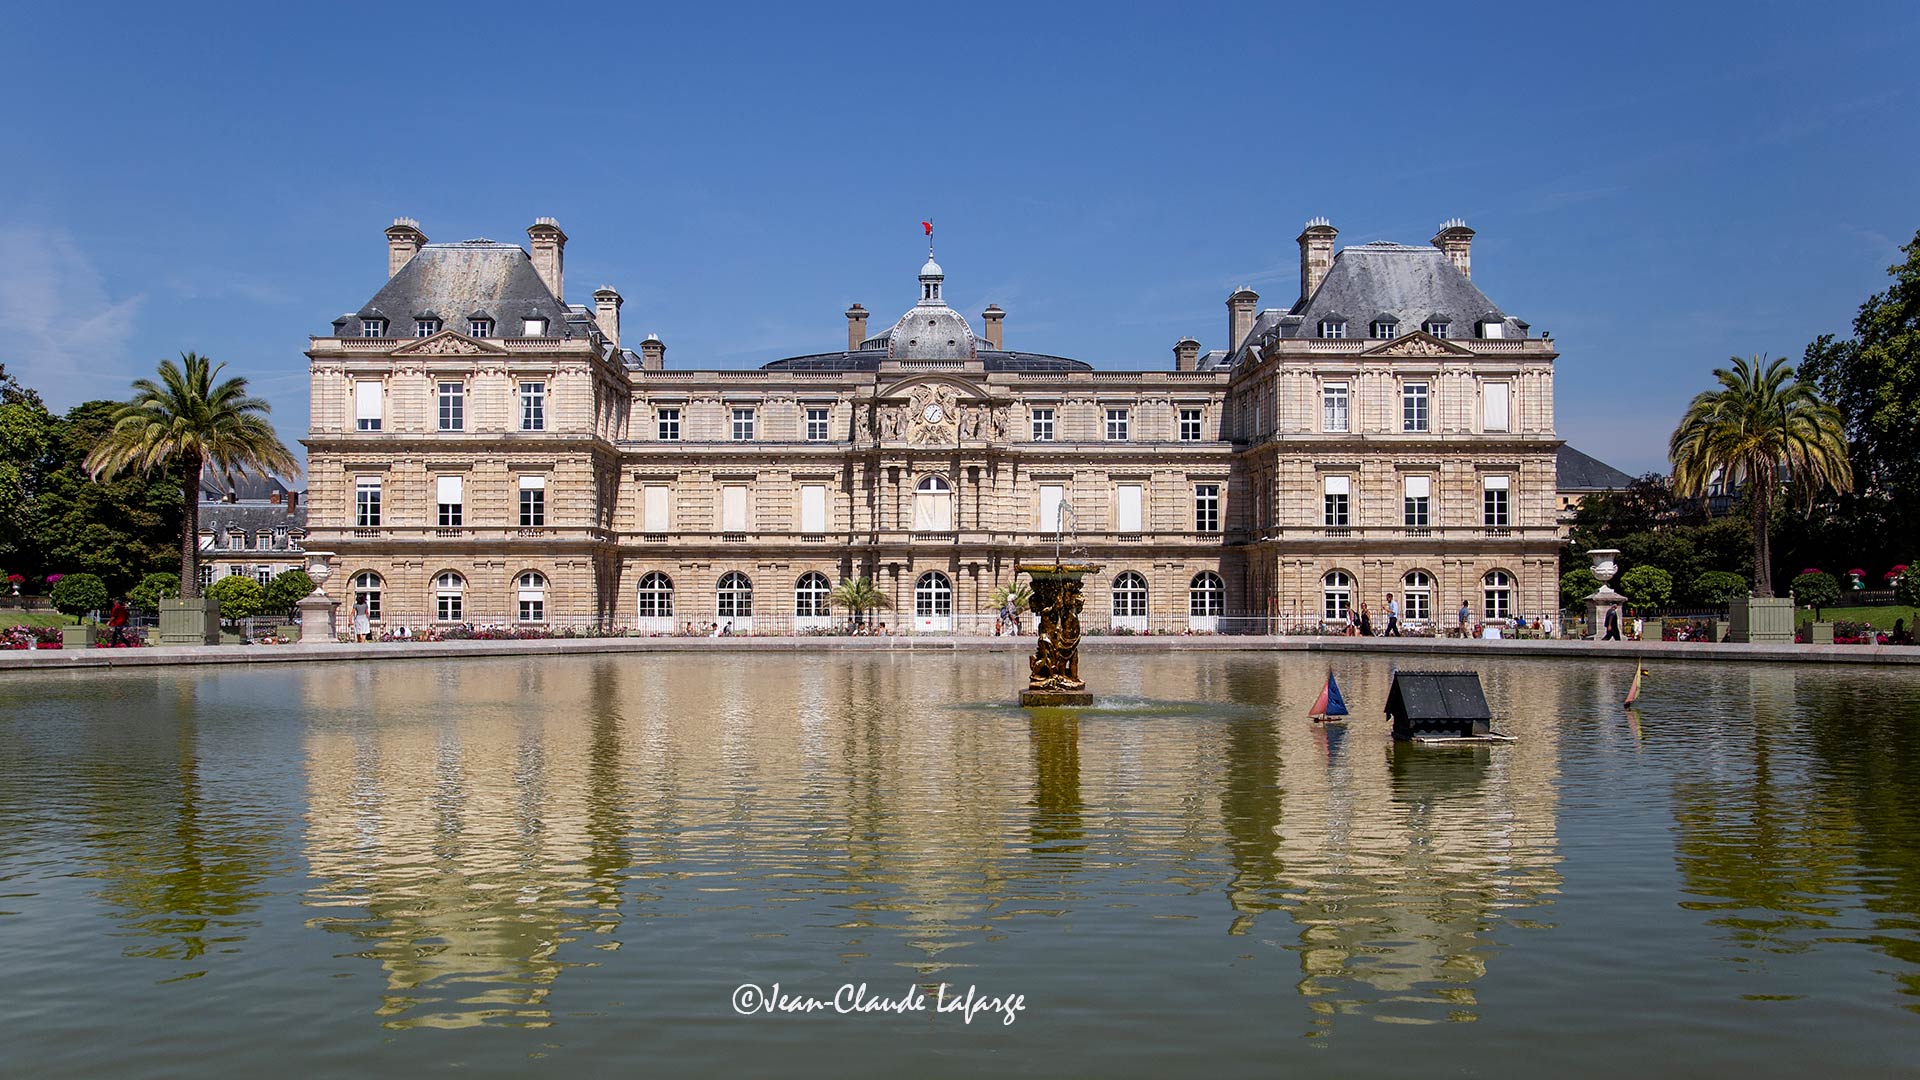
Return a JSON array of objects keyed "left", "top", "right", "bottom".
[{"left": 1324, "top": 672, "right": 1349, "bottom": 716}]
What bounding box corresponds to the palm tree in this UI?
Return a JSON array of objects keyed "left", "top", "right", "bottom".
[
  {"left": 828, "top": 576, "right": 892, "bottom": 626},
  {"left": 985, "top": 580, "right": 1032, "bottom": 630},
  {"left": 84, "top": 353, "right": 298, "bottom": 600},
  {"left": 1669, "top": 355, "right": 1851, "bottom": 597}
]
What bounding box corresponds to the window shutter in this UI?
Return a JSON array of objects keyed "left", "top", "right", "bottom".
[
  {"left": 1116, "top": 485, "right": 1142, "bottom": 532},
  {"left": 1484, "top": 475, "right": 1510, "bottom": 491},
  {"left": 1483, "top": 382, "right": 1510, "bottom": 430},
  {"left": 1324, "top": 475, "right": 1351, "bottom": 496},
  {"left": 354, "top": 381, "right": 381, "bottom": 420},
  {"left": 436, "top": 476, "right": 462, "bottom": 504},
  {"left": 722, "top": 486, "right": 748, "bottom": 532},
  {"left": 801, "top": 485, "right": 827, "bottom": 533},
  {"left": 1404, "top": 475, "right": 1430, "bottom": 498},
  {"left": 644, "top": 486, "right": 669, "bottom": 533},
  {"left": 519, "top": 475, "right": 545, "bottom": 491},
  {"left": 1039, "top": 485, "right": 1063, "bottom": 531}
]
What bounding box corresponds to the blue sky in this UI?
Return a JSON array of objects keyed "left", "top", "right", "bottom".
[{"left": 1, "top": 0, "right": 1914, "bottom": 476}]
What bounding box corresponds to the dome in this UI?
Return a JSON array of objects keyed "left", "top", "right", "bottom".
[
  {"left": 920, "top": 257, "right": 943, "bottom": 278},
  {"left": 886, "top": 305, "right": 977, "bottom": 360}
]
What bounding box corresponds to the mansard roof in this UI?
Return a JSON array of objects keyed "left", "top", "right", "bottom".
[
  {"left": 337, "top": 241, "right": 595, "bottom": 340},
  {"left": 1556, "top": 445, "right": 1637, "bottom": 492},
  {"left": 199, "top": 463, "right": 290, "bottom": 503},
  {"left": 760, "top": 350, "right": 1093, "bottom": 373}
]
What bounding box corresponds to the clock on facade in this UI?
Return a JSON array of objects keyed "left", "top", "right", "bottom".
[{"left": 923, "top": 404, "right": 946, "bottom": 424}]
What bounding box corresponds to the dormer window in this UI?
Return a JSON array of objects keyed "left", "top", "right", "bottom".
[
  {"left": 523, "top": 317, "right": 548, "bottom": 337},
  {"left": 360, "top": 318, "right": 387, "bottom": 338},
  {"left": 1318, "top": 320, "right": 1347, "bottom": 339},
  {"left": 1370, "top": 320, "right": 1398, "bottom": 340},
  {"left": 414, "top": 318, "right": 440, "bottom": 338},
  {"left": 468, "top": 318, "right": 494, "bottom": 338},
  {"left": 1423, "top": 320, "right": 1450, "bottom": 338},
  {"left": 1477, "top": 319, "right": 1506, "bottom": 340}
]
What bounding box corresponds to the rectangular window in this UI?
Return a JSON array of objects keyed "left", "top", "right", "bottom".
[
  {"left": 415, "top": 319, "right": 439, "bottom": 338},
  {"left": 436, "top": 475, "right": 463, "bottom": 527},
  {"left": 1323, "top": 475, "right": 1350, "bottom": 527},
  {"left": 1322, "top": 382, "right": 1350, "bottom": 432},
  {"left": 360, "top": 319, "right": 385, "bottom": 338},
  {"left": 657, "top": 407, "right": 680, "bottom": 441},
  {"left": 721, "top": 486, "right": 748, "bottom": 532},
  {"left": 1039, "top": 485, "right": 1064, "bottom": 532},
  {"left": 643, "top": 485, "right": 669, "bottom": 534},
  {"left": 1319, "top": 320, "right": 1346, "bottom": 339},
  {"left": 1179, "top": 407, "right": 1203, "bottom": 442},
  {"left": 1483, "top": 475, "right": 1510, "bottom": 526},
  {"left": 1402, "top": 382, "right": 1430, "bottom": 432},
  {"left": 1423, "top": 320, "right": 1449, "bottom": 338},
  {"left": 437, "top": 381, "right": 464, "bottom": 431},
  {"left": 1483, "top": 382, "right": 1510, "bottom": 431},
  {"left": 1105, "top": 408, "right": 1129, "bottom": 442},
  {"left": 354, "top": 381, "right": 382, "bottom": 431},
  {"left": 519, "top": 476, "right": 546, "bottom": 527},
  {"left": 800, "top": 485, "right": 827, "bottom": 533},
  {"left": 731, "top": 407, "right": 755, "bottom": 441},
  {"left": 1371, "top": 321, "right": 1398, "bottom": 340},
  {"left": 355, "top": 478, "right": 381, "bottom": 527},
  {"left": 805, "top": 406, "right": 830, "bottom": 442},
  {"left": 1116, "top": 484, "right": 1143, "bottom": 533},
  {"left": 1404, "top": 474, "right": 1431, "bottom": 527},
  {"left": 255, "top": 567, "right": 272, "bottom": 585},
  {"left": 523, "top": 317, "right": 547, "bottom": 336},
  {"left": 468, "top": 318, "right": 493, "bottom": 338},
  {"left": 1194, "top": 483, "right": 1220, "bottom": 532},
  {"left": 520, "top": 381, "right": 546, "bottom": 431},
  {"left": 1031, "top": 407, "right": 1055, "bottom": 442}
]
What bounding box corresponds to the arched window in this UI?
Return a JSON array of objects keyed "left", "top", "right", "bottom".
[
  {"left": 717, "top": 571, "right": 753, "bottom": 618},
  {"left": 795, "top": 572, "right": 832, "bottom": 618},
  {"left": 913, "top": 474, "right": 954, "bottom": 532},
  {"left": 1483, "top": 570, "right": 1513, "bottom": 621},
  {"left": 516, "top": 571, "right": 547, "bottom": 623},
  {"left": 637, "top": 572, "right": 674, "bottom": 618},
  {"left": 1189, "top": 571, "right": 1224, "bottom": 617},
  {"left": 1403, "top": 570, "right": 1433, "bottom": 622},
  {"left": 1112, "top": 572, "right": 1148, "bottom": 618},
  {"left": 434, "top": 571, "right": 464, "bottom": 622},
  {"left": 352, "top": 571, "right": 383, "bottom": 621},
  {"left": 1322, "top": 571, "right": 1353, "bottom": 622},
  {"left": 914, "top": 571, "right": 952, "bottom": 617}
]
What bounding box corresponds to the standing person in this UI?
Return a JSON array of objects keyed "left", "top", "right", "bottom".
[
  {"left": 1457, "top": 600, "right": 1471, "bottom": 638},
  {"left": 1602, "top": 608, "right": 1621, "bottom": 641},
  {"left": 1357, "top": 602, "right": 1373, "bottom": 637},
  {"left": 1543, "top": 613, "right": 1555, "bottom": 638},
  {"left": 1385, "top": 593, "right": 1400, "bottom": 637},
  {"left": 351, "top": 597, "right": 370, "bottom": 642},
  {"left": 107, "top": 598, "right": 131, "bottom": 646}
]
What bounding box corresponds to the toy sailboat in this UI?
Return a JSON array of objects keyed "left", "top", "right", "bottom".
[
  {"left": 1309, "top": 670, "right": 1349, "bottom": 723},
  {"left": 1624, "top": 665, "right": 1649, "bottom": 706}
]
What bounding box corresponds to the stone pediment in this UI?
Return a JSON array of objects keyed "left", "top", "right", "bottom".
[
  {"left": 391, "top": 330, "right": 508, "bottom": 356},
  {"left": 876, "top": 372, "right": 989, "bottom": 402},
  {"left": 1358, "top": 331, "right": 1474, "bottom": 358}
]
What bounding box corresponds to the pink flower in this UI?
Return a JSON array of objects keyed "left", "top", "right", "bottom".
[
  {"left": 1848, "top": 568, "right": 1866, "bottom": 577},
  {"left": 45, "top": 573, "right": 63, "bottom": 585}
]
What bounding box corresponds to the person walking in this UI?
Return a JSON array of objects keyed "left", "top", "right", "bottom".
[
  {"left": 1602, "top": 608, "right": 1621, "bottom": 641},
  {"left": 1457, "top": 600, "right": 1471, "bottom": 638},
  {"left": 1384, "top": 593, "right": 1400, "bottom": 637},
  {"left": 1357, "top": 602, "right": 1373, "bottom": 637},
  {"left": 107, "top": 598, "right": 131, "bottom": 647},
  {"left": 351, "top": 598, "right": 370, "bottom": 642}
]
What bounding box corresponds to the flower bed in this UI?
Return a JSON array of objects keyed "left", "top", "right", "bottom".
[{"left": 3, "top": 626, "right": 64, "bottom": 650}]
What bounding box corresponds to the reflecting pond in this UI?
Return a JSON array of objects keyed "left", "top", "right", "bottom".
[{"left": 3, "top": 652, "right": 1920, "bottom": 1076}]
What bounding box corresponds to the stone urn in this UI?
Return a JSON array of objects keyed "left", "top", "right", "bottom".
[
  {"left": 1584, "top": 548, "right": 1626, "bottom": 640},
  {"left": 297, "top": 551, "right": 340, "bottom": 643}
]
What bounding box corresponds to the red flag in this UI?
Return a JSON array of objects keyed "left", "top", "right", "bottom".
[{"left": 922, "top": 220, "right": 933, "bottom": 236}]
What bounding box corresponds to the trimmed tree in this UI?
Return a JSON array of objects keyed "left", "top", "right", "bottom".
[
  {"left": 49, "top": 572, "right": 109, "bottom": 617},
  {"left": 1619, "top": 565, "right": 1674, "bottom": 610},
  {"left": 1691, "top": 570, "right": 1749, "bottom": 605},
  {"left": 1559, "top": 567, "right": 1601, "bottom": 609},
  {"left": 127, "top": 572, "right": 180, "bottom": 614},
  {"left": 207, "top": 574, "right": 265, "bottom": 621},
  {"left": 264, "top": 569, "right": 315, "bottom": 613},
  {"left": 1791, "top": 570, "right": 1842, "bottom": 620},
  {"left": 1670, "top": 355, "right": 1852, "bottom": 596},
  {"left": 81, "top": 353, "right": 297, "bottom": 600}
]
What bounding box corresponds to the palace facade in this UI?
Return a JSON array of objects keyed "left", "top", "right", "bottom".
[{"left": 303, "top": 216, "right": 1562, "bottom": 633}]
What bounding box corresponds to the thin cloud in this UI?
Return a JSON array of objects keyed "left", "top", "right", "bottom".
[{"left": 0, "top": 226, "right": 146, "bottom": 405}]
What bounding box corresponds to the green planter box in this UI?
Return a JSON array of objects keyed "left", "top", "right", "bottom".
[
  {"left": 1729, "top": 596, "right": 1795, "bottom": 644},
  {"left": 1810, "top": 622, "right": 1835, "bottom": 645},
  {"left": 59, "top": 625, "right": 96, "bottom": 649},
  {"left": 157, "top": 597, "right": 222, "bottom": 646}
]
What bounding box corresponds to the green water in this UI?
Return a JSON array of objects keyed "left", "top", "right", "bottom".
[{"left": 2, "top": 653, "right": 1919, "bottom": 1076}]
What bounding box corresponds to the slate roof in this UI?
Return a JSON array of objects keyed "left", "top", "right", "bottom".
[
  {"left": 1227, "top": 241, "right": 1525, "bottom": 365},
  {"left": 199, "top": 463, "right": 292, "bottom": 503},
  {"left": 200, "top": 502, "right": 308, "bottom": 534},
  {"left": 1556, "top": 445, "right": 1636, "bottom": 492},
  {"left": 761, "top": 350, "right": 1092, "bottom": 373},
  {"left": 331, "top": 241, "right": 598, "bottom": 340}
]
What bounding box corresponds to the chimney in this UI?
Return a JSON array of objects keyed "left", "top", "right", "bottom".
[
  {"left": 385, "top": 217, "right": 427, "bottom": 278},
  {"left": 1432, "top": 218, "right": 1475, "bottom": 279},
  {"left": 1226, "top": 286, "right": 1259, "bottom": 351},
  {"left": 1173, "top": 337, "right": 1201, "bottom": 372},
  {"left": 639, "top": 333, "right": 665, "bottom": 370},
  {"left": 593, "top": 286, "right": 623, "bottom": 348},
  {"left": 1296, "top": 217, "right": 1337, "bottom": 304},
  {"left": 845, "top": 303, "right": 869, "bottom": 351},
  {"left": 527, "top": 217, "right": 567, "bottom": 300},
  {"left": 982, "top": 305, "right": 1005, "bottom": 350}
]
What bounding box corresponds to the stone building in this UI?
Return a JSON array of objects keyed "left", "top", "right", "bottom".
[
  {"left": 197, "top": 464, "right": 307, "bottom": 591},
  {"left": 303, "top": 216, "right": 1563, "bottom": 633}
]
